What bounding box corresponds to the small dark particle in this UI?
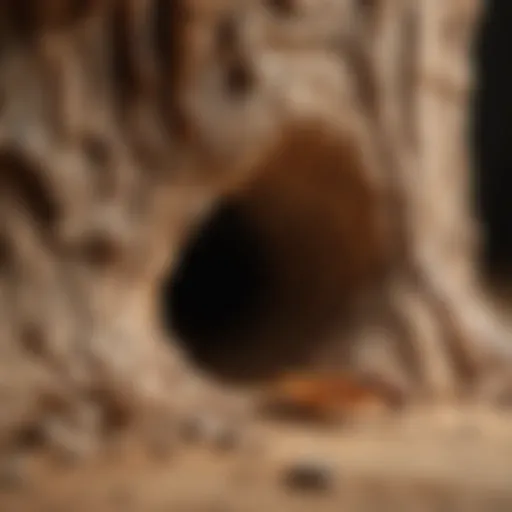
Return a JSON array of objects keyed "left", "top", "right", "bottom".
[
  {"left": 224, "top": 58, "right": 255, "bottom": 98},
  {"left": 216, "top": 14, "right": 238, "bottom": 56},
  {"left": 281, "top": 458, "right": 336, "bottom": 493},
  {"left": 265, "top": 0, "right": 295, "bottom": 18},
  {"left": 81, "top": 134, "right": 111, "bottom": 169}
]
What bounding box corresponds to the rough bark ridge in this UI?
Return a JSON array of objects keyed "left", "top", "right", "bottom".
[{"left": 0, "top": 0, "right": 508, "bottom": 457}]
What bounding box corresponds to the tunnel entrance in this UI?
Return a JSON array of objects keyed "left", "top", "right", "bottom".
[
  {"left": 161, "top": 198, "right": 276, "bottom": 380},
  {"left": 160, "top": 190, "right": 357, "bottom": 383},
  {"left": 167, "top": 200, "right": 269, "bottom": 343}
]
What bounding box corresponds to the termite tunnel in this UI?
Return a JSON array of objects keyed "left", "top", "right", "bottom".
[{"left": 161, "top": 198, "right": 275, "bottom": 380}]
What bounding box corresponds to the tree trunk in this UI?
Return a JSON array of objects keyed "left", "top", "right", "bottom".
[{"left": 0, "top": 0, "right": 509, "bottom": 458}]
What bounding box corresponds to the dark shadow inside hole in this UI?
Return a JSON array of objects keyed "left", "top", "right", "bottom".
[
  {"left": 265, "top": 0, "right": 296, "bottom": 18},
  {"left": 216, "top": 14, "right": 239, "bottom": 56},
  {"left": 472, "top": 0, "right": 512, "bottom": 277},
  {"left": 224, "top": 58, "right": 254, "bottom": 98},
  {"left": 160, "top": 199, "right": 274, "bottom": 378}
]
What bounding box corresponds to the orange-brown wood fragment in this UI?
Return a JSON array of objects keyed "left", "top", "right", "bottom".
[{"left": 260, "top": 372, "right": 405, "bottom": 423}]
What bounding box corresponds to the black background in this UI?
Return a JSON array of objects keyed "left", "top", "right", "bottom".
[{"left": 473, "top": 0, "right": 512, "bottom": 271}]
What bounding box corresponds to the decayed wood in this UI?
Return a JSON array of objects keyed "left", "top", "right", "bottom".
[{"left": 0, "top": 0, "right": 509, "bottom": 466}]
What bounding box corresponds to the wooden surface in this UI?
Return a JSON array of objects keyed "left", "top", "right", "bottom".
[{"left": 4, "top": 406, "right": 512, "bottom": 512}]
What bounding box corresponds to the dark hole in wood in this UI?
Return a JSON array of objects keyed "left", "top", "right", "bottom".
[
  {"left": 225, "top": 58, "right": 254, "bottom": 98},
  {"left": 216, "top": 15, "right": 239, "bottom": 56},
  {"left": 265, "top": 0, "right": 296, "bottom": 18},
  {"left": 0, "top": 149, "right": 60, "bottom": 231},
  {"left": 161, "top": 199, "right": 273, "bottom": 380}
]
